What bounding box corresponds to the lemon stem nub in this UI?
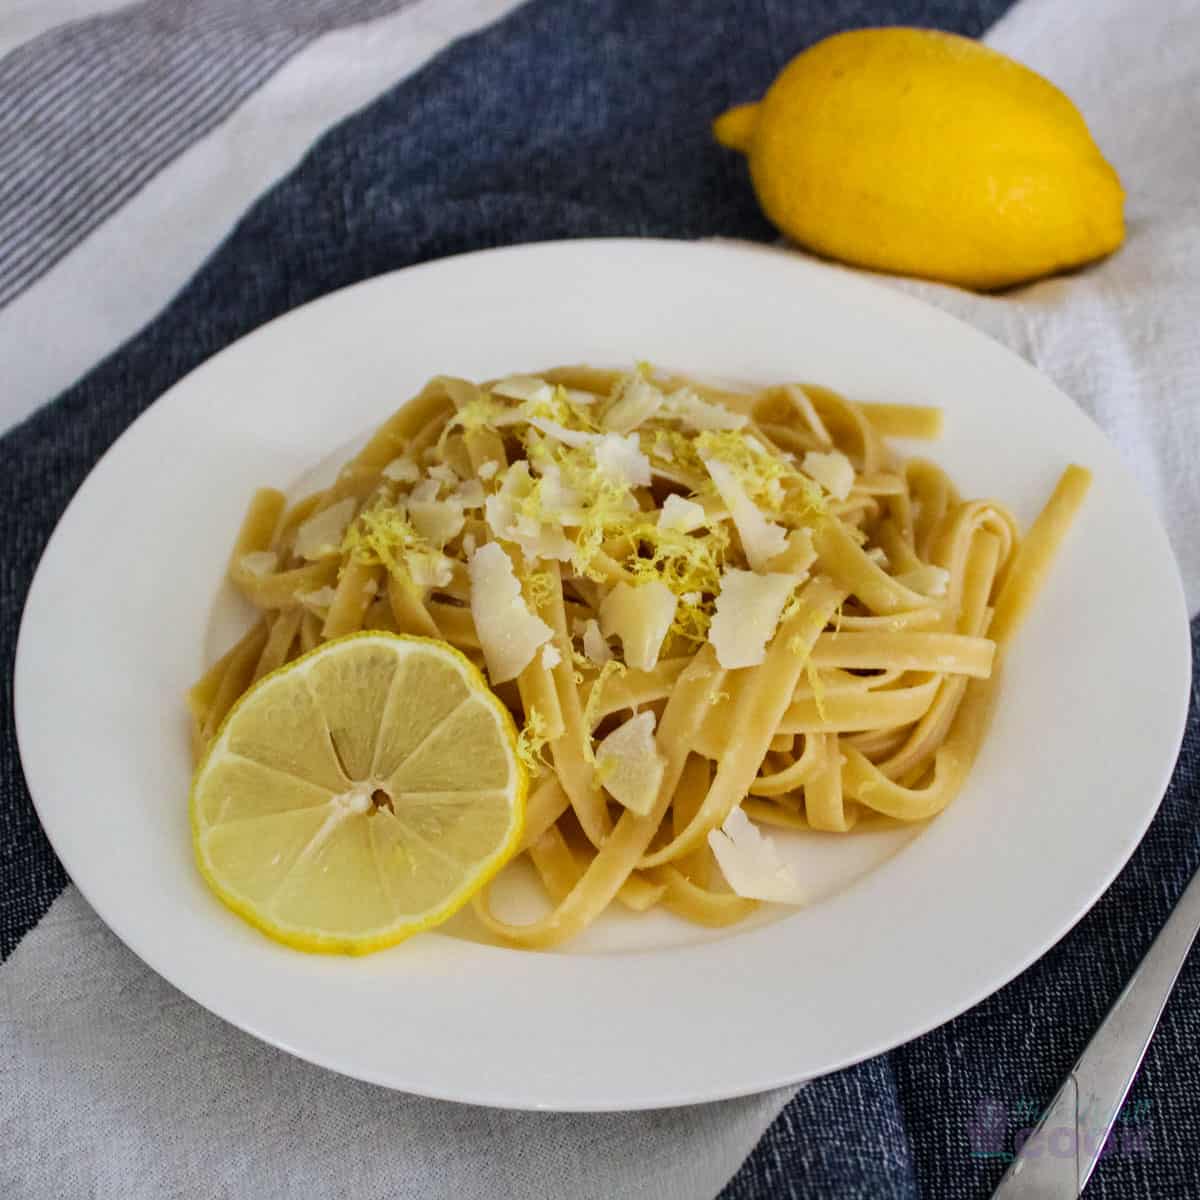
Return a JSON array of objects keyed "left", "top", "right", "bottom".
[{"left": 713, "top": 103, "right": 759, "bottom": 154}]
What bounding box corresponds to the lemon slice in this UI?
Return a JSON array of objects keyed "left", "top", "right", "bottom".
[{"left": 191, "top": 633, "right": 525, "bottom": 954}]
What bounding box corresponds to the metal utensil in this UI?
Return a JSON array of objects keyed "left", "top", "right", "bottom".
[{"left": 992, "top": 864, "right": 1200, "bottom": 1198}]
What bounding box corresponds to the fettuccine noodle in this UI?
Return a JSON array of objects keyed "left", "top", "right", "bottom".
[{"left": 190, "top": 365, "right": 1090, "bottom": 948}]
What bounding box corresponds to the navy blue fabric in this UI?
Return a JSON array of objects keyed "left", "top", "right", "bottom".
[{"left": 2, "top": 1, "right": 1196, "bottom": 1196}]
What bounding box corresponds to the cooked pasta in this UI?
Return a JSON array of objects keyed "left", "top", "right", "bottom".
[{"left": 190, "top": 364, "right": 1090, "bottom": 948}]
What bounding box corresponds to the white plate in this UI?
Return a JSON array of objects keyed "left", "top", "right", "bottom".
[{"left": 16, "top": 239, "right": 1191, "bottom": 1110}]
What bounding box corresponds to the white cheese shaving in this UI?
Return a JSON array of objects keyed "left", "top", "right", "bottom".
[
  {"left": 462, "top": 532, "right": 476, "bottom": 556},
  {"left": 541, "top": 643, "right": 562, "bottom": 670},
  {"left": 490, "top": 462, "right": 577, "bottom": 560},
  {"left": 708, "top": 569, "right": 798, "bottom": 669},
  {"left": 491, "top": 375, "right": 554, "bottom": 404},
  {"left": 452, "top": 479, "right": 486, "bottom": 509},
  {"left": 594, "top": 432, "right": 651, "bottom": 487},
  {"left": 580, "top": 617, "right": 612, "bottom": 664},
  {"left": 895, "top": 564, "right": 950, "bottom": 597},
  {"left": 238, "top": 550, "right": 277, "bottom": 578},
  {"left": 381, "top": 456, "right": 420, "bottom": 483},
  {"left": 511, "top": 518, "right": 576, "bottom": 562},
  {"left": 483, "top": 463, "right": 530, "bottom": 542},
  {"left": 296, "top": 586, "right": 337, "bottom": 612},
  {"left": 594, "top": 711, "right": 665, "bottom": 816},
  {"left": 657, "top": 494, "right": 707, "bottom": 533},
  {"left": 294, "top": 498, "right": 357, "bottom": 561},
  {"left": 535, "top": 463, "right": 583, "bottom": 524},
  {"left": 467, "top": 543, "right": 553, "bottom": 684},
  {"left": 478, "top": 460, "right": 499, "bottom": 480},
  {"left": 866, "top": 546, "right": 890, "bottom": 568},
  {"left": 408, "top": 497, "right": 466, "bottom": 547},
  {"left": 528, "top": 417, "right": 596, "bottom": 449},
  {"left": 410, "top": 478, "right": 442, "bottom": 503},
  {"left": 603, "top": 376, "right": 664, "bottom": 434},
  {"left": 408, "top": 552, "right": 454, "bottom": 589},
  {"left": 801, "top": 449, "right": 855, "bottom": 500},
  {"left": 662, "top": 386, "right": 748, "bottom": 431},
  {"left": 701, "top": 456, "right": 788, "bottom": 571},
  {"left": 708, "top": 807, "right": 805, "bottom": 904},
  {"left": 561, "top": 387, "right": 597, "bottom": 406},
  {"left": 599, "top": 581, "right": 676, "bottom": 671},
  {"left": 427, "top": 463, "right": 460, "bottom": 486}
]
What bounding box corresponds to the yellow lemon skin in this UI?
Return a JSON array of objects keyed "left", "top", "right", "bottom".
[{"left": 714, "top": 28, "right": 1125, "bottom": 290}]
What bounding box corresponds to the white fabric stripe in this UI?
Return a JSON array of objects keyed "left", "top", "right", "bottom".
[
  {"left": 0, "top": 39, "right": 297, "bottom": 290},
  {"left": 0, "top": 0, "right": 422, "bottom": 306},
  {"left": 0, "top": 0, "right": 528, "bottom": 434},
  {"left": 1, "top": 888, "right": 788, "bottom": 1200}
]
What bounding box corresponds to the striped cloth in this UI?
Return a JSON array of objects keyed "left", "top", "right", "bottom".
[
  {"left": 2, "top": 1, "right": 1198, "bottom": 1198},
  {"left": 0, "top": 0, "right": 424, "bottom": 307}
]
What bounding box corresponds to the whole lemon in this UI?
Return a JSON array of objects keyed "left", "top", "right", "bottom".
[{"left": 714, "top": 28, "right": 1124, "bottom": 290}]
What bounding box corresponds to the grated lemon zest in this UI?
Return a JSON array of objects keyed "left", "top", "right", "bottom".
[{"left": 516, "top": 706, "right": 552, "bottom": 775}]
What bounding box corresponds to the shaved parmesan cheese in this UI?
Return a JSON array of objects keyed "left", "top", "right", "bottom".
[
  {"left": 381, "top": 457, "right": 420, "bottom": 483},
  {"left": 541, "top": 643, "right": 562, "bottom": 670},
  {"left": 483, "top": 463, "right": 531, "bottom": 542},
  {"left": 491, "top": 375, "right": 553, "bottom": 404},
  {"left": 512, "top": 519, "right": 576, "bottom": 562},
  {"left": 296, "top": 586, "right": 337, "bottom": 612},
  {"left": 594, "top": 432, "right": 651, "bottom": 487},
  {"left": 408, "top": 498, "right": 466, "bottom": 547},
  {"left": 408, "top": 552, "right": 454, "bottom": 589},
  {"left": 895, "top": 564, "right": 950, "bottom": 597},
  {"left": 580, "top": 617, "right": 612, "bottom": 664},
  {"left": 866, "top": 546, "right": 890, "bottom": 568},
  {"left": 478, "top": 460, "right": 499, "bottom": 481},
  {"left": 238, "top": 550, "right": 277, "bottom": 577},
  {"left": 427, "top": 463, "right": 460, "bottom": 486},
  {"left": 594, "top": 711, "right": 665, "bottom": 816},
  {"left": 604, "top": 376, "right": 663, "bottom": 434},
  {"left": 295, "top": 498, "right": 357, "bottom": 560},
  {"left": 462, "top": 532, "right": 477, "bottom": 556},
  {"left": 802, "top": 450, "right": 855, "bottom": 500},
  {"left": 468, "top": 543, "right": 553, "bottom": 683},
  {"left": 528, "top": 417, "right": 596, "bottom": 449},
  {"left": 701, "top": 456, "right": 788, "bottom": 571},
  {"left": 535, "top": 463, "right": 582, "bottom": 522},
  {"left": 662, "top": 386, "right": 748, "bottom": 431},
  {"left": 410, "top": 478, "right": 442, "bottom": 503},
  {"left": 708, "top": 569, "right": 797, "bottom": 669},
  {"left": 708, "top": 808, "right": 805, "bottom": 904},
  {"left": 485, "top": 460, "right": 577, "bottom": 561},
  {"left": 453, "top": 479, "right": 486, "bottom": 509},
  {"left": 658, "top": 494, "right": 707, "bottom": 533},
  {"left": 561, "top": 387, "right": 597, "bottom": 406},
  {"left": 599, "top": 580, "right": 676, "bottom": 671}
]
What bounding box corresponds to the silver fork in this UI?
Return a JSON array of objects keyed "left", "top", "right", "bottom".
[{"left": 991, "top": 864, "right": 1200, "bottom": 1197}]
